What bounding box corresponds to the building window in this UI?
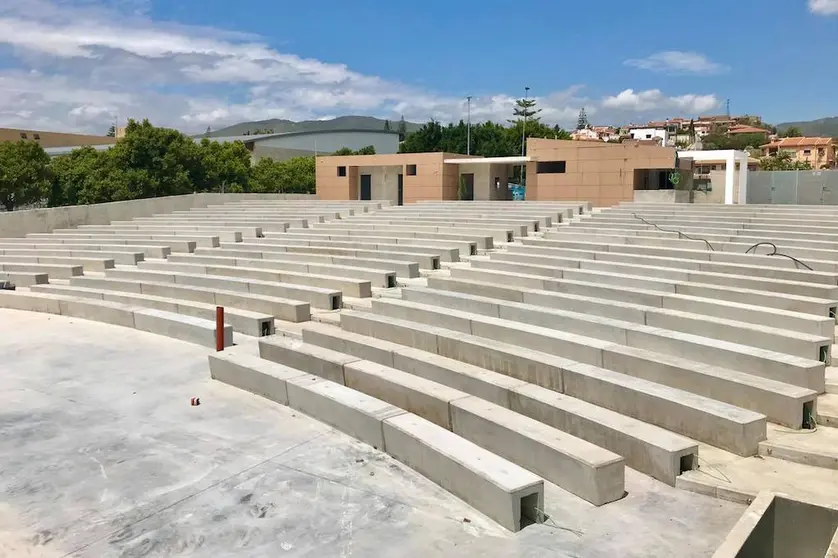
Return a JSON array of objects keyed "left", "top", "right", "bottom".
[
  {"left": 337, "top": 166, "right": 347, "bottom": 177},
  {"left": 536, "top": 161, "right": 567, "bottom": 174},
  {"left": 803, "top": 149, "right": 811, "bottom": 156},
  {"left": 646, "top": 134, "right": 652, "bottom": 139},
  {"left": 19, "top": 132, "right": 27, "bottom": 139},
  {"left": 33, "top": 133, "right": 40, "bottom": 140},
  {"left": 406, "top": 164, "right": 417, "bottom": 176}
]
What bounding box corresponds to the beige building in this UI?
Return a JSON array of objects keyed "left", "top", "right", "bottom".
[
  {"left": 316, "top": 139, "right": 685, "bottom": 207},
  {"left": 761, "top": 137, "right": 836, "bottom": 169},
  {"left": 0, "top": 127, "right": 117, "bottom": 149}
]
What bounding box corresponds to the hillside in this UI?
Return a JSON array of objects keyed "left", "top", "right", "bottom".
[
  {"left": 776, "top": 116, "right": 838, "bottom": 138},
  {"left": 208, "top": 115, "right": 422, "bottom": 137}
]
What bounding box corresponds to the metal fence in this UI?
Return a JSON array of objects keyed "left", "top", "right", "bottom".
[{"left": 748, "top": 170, "right": 838, "bottom": 205}]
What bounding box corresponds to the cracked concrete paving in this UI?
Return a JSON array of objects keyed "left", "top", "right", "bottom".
[{"left": 0, "top": 309, "right": 744, "bottom": 557}]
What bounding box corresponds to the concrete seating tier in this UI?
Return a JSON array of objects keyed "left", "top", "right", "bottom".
[
  {"left": 413, "top": 200, "right": 592, "bottom": 215},
  {"left": 254, "top": 236, "right": 460, "bottom": 263},
  {"left": 0, "top": 240, "right": 172, "bottom": 258},
  {"left": 495, "top": 246, "right": 838, "bottom": 285},
  {"left": 188, "top": 248, "right": 420, "bottom": 278},
  {"left": 0, "top": 290, "right": 232, "bottom": 348},
  {"left": 337, "top": 309, "right": 767, "bottom": 456},
  {"left": 135, "top": 260, "right": 374, "bottom": 297},
  {"left": 471, "top": 250, "right": 838, "bottom": 307},
  {"left": 224, "top": 242, "right": 440, "bottom": 270},
  {"left": 0, "top": 254, "right": 114, "bottom": 272},
  {"left": 0, "top": 246, "right": 144, "bottom": 265},
  {"left": 0, "top": 271, "right": 48, "bottom": 286},
  {"left": 166, "top": 253, "right": 402, "bottom": 286},
  {"left": 312, "top": 220, "right": 512, "bottom": 244},
  {"left": 125, "top": 217, "right": 291, "bottom": 232},
  {"left": 345, "top": 214, "right": 534, "bottom": 236},
  {"left": 143, "top": 214, "right": 312, "bottom": 228},
  {"left": 76, "top": 224, "right": 260, "bottom": 240},
  {"left": 0, "top": 262, "right": 83, "bottom": 279},
  {"left": 68, "top": 276, "right": 310, "bottom": 322},
  {"left": 451, "top": 264, "right": 837, "bottom": 320},
  {"left": 208, "top": 351, "right": 542, "bottom": 532},
  {"left": 305, "top": 224, "right": 497, "bottom": 249},
  {"left": 295, "top": 321, "right": 698, "bottom": 485},
  {"left": 427, "top": 275, "right": 833, "bottom": 338},
  {"left": 264, "top": 230, "right": 478, "bottom": 257},
  {"left": 30, "top": 283, "right": 276, "bottom": 337},
  {"left": 397, "top": 287, "right": 819, "bottom": 425},
  {"left": 27, "top": 232, "right": 220, "bottom": 249},
  {"left": 100, "top": 267, "right": 341, "bottom": 310},
  {"left": 256, "top": 335, "right": 626, "bottom": 506}
]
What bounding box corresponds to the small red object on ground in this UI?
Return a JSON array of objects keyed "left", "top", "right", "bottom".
[{"left": 191, "top": 397, "right": 200, "bottom": 406}]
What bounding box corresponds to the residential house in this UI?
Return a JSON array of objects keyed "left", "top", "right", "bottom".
[{"left": 761, "top": 137, "right": 836, "bottom": 169}]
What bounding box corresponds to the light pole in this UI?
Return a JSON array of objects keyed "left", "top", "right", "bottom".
[
  {"left": 520, "top": 86, "right": 530, "bottom": 185},
  {"left": 466, "top": 96, "right": 472, "bottom": 156}
]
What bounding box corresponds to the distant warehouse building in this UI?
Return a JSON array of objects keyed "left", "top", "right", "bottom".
[
  {"left": 208, "top": 129, "right": 401, "bottom": 161},
  {"left": 40, "top": 128, "right": 401, "bottom": 161}
]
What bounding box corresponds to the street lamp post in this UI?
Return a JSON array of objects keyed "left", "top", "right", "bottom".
[
  {"left": 520, "top": 86, "right": 529, "bottom": 185},
  {"left": 466, "top": 96, "right": 472, "bottom": 156}
]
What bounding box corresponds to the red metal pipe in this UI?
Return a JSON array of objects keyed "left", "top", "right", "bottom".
[{"left": 216, "top": 306, "right": 225, "bottom": 351}]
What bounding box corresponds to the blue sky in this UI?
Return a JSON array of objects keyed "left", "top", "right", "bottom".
[{"left": 0, "top": 0, "right": 835, "bottom": 133}]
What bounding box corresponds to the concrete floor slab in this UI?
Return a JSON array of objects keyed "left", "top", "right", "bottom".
[{"left": 0, "top": 309, "right": 745, "bottom": 557}]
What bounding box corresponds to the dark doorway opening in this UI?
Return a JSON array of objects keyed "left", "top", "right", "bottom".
[
  {"left": 360, "top": 174, "right": 372, "bottom": 200},
  {"left": 461, "top": 173, "right": 475, "bottom": 201},
  {"left": 397, "top": 174, "right": 404, "bottom": 206}
]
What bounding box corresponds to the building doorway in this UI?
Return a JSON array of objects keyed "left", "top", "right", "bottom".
[
  {"left": 397, "top": 174, "right": 404, "bottom": 206},
  {"left": 360, "top": 174, "right": 371, "bottom": 200},
  {"left": 460, "top": 173, "right": 475, "bottom": 201}
]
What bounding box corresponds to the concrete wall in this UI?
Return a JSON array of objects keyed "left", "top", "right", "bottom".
[
  {"left": 249, "top": 146, "right": 317, "bottom": 162},
  {"left": 357, "top": 166, "right": 399, "bottom": 204},
  {"left": 0, "top": 193, "right": 314, "bottom": 238},
  {"left": 458, "top": 163, "right": 511, "bottom": 201},
  {"left": 526, "top": 139, "right": 678, "bottom": 205},
  {"left": 258, "top": 131, "right": 400, "bottom": 155},
  {"left": 633, "top": 190, "right": 692, "bottom": 204}
]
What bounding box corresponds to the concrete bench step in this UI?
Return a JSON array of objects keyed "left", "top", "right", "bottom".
[
  {"left": 294, "top": 322, "right": 698, "bottom": 485},
  {"left": 230, "top": 242, "right": 441, "bottom": 270},
  {"left": 188, "top": 250, "right": 420, "bottom": 279},
  {"left": 341, "top": 309, "right": 767, "bottom": 456},
  {"left": 257, "top": 237, "right": 461, "bottom": 263},
  {"left": 0, "top": 247, "right": 144, "bottom": 265},
  {"left": 0, "top": 271, "right": 49, "bottom": 286},
  {"left": 103, "top": 268, "right": 341, "bottom": 310},
  {"left": 208, "top": 350, "right": 544, "bottom": 532},
  {"left": 28, "top": 233, "right": 213, "bottom": 250},
  {"left": 374, "top": 296, "right": 825, "bottom": 394},
  {"left": 260, "top": 334, "right": 626, "bottom": 506},
  {"left": 30, "top": 284, "right": 275, "bottom": 337},
  {"left": 0, "top": 290, "right": 231, "bottom": 348},
  {"left": 136, "top": 260, "right": 373, "bottom": 298},
  {"left": 130, "top": 219, "right": 291, "bottom": 232},
  {"left": 0, "top": 241, "right": 172, "bottom": 258},
  {"left": 267, "top": 231, "right": 478, "bottom": 257},
  {"left": 451, "top": 266, "right": 837, "bottom": 319},
  {"left": 427, "top": 275, "right": 833, "bottom": 339},
  {"left": 164, "top": 255, "right": 398, "bottom": 288},
  {"left": 56, "top": 227, "right": 244, "bottom": 242},
  {"left": 398, "top": 288, "right": 820, "bottom": 426},
  {"left": 307, "top": 226, "right": 496, "bottom": 249},
  {"left": 315, "top": 222, "right": 510, "bottom": 244},
  {"left": 0, "top": 255, "right": 114, "bottom": 272},
  {"left": 69, "top": 276, "right": 310, "bottom": 322},
  {"left": 80, "top": 224, "right": 262, "bottom": 238},
  {"left": 0, "top": 262, "right": 83, "bottom": 279}
]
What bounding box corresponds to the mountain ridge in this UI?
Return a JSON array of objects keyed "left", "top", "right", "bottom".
[
  {"left": 206, "top": 115, "right": 422, "bottom": 137},
  {"left": 775, "top": 116, "right": 838, "bottom": 138}
]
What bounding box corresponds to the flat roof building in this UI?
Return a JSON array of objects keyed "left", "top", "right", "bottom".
[
  {"left": 0, "top": 127, "right": 117, "bottom": 149},
  {"left": 316, "top": 138, "right": 687, "bottom": 207}
]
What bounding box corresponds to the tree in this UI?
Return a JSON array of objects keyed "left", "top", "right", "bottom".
[
  {"left": 384, "top": 120, "right": 391, "bottom": 131},
  {"left": 106, "top": 125, "right": 116, "bottom": 137},
  {"left": 781, "top": 127, "right": 803, "bottom": 138},
  {"left": 576, "top": 108, "right": 590, "bottom": 131},
  {"left": 197, "top": 139, "right": 251, "bottom": 193},
  {"left": 0, "top": 140, "right": 52, "bottom": 211},
  {"left": 397, "top": 116, "right": 408, "bottom": 141},
  {"left": 759, "top": 151, "right": 813, "bottom": 170},
  {"left": 48, "top": 146, "right": 106, "bottom": 206},
  {"left": 332, "top": 146, "right": 376, "bottom": 156},
  {"left": 205, "top": 126, "right": 212, "bottom": 138},
  {"left": 688, "top": 119, "right": 696, "bottom": 142},
  {"left": 250, "top": 156, "right": 315, "bottom": 194}
]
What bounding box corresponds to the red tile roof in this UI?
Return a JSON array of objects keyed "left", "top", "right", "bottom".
[
  {"left": 727, "top": 125, "right": 770, "bottom": 135},
  {"left": 761, "top": 137, "right": 835, "bottom": 148}
]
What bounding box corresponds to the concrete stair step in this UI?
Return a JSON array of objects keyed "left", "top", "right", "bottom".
[
  {"left": 817, "top": 393, "right": 838, "bottom": 427},
  {"left": 758, "top": 423, "right": 838, "bottom": 470},
  {"left": 827, "top": 367, "right": 838, "bottom": 394}
]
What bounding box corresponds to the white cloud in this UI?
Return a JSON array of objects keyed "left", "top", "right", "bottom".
[
  {"left": 602, "top": 89, "right": 720, "bottom": 114},
  {"left": 624, "top": 51, "right": 728, "bottom": 75},
  {"left": 809, "top": 0, "right": 838, "bottom": 14},
  {"left": 0, "top": 0, "right": 724, "bottom": 134}
]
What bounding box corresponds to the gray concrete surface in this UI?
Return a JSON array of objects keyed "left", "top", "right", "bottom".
[{"left": 0, "top": 309, "right": 744, "bottom": 557}]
